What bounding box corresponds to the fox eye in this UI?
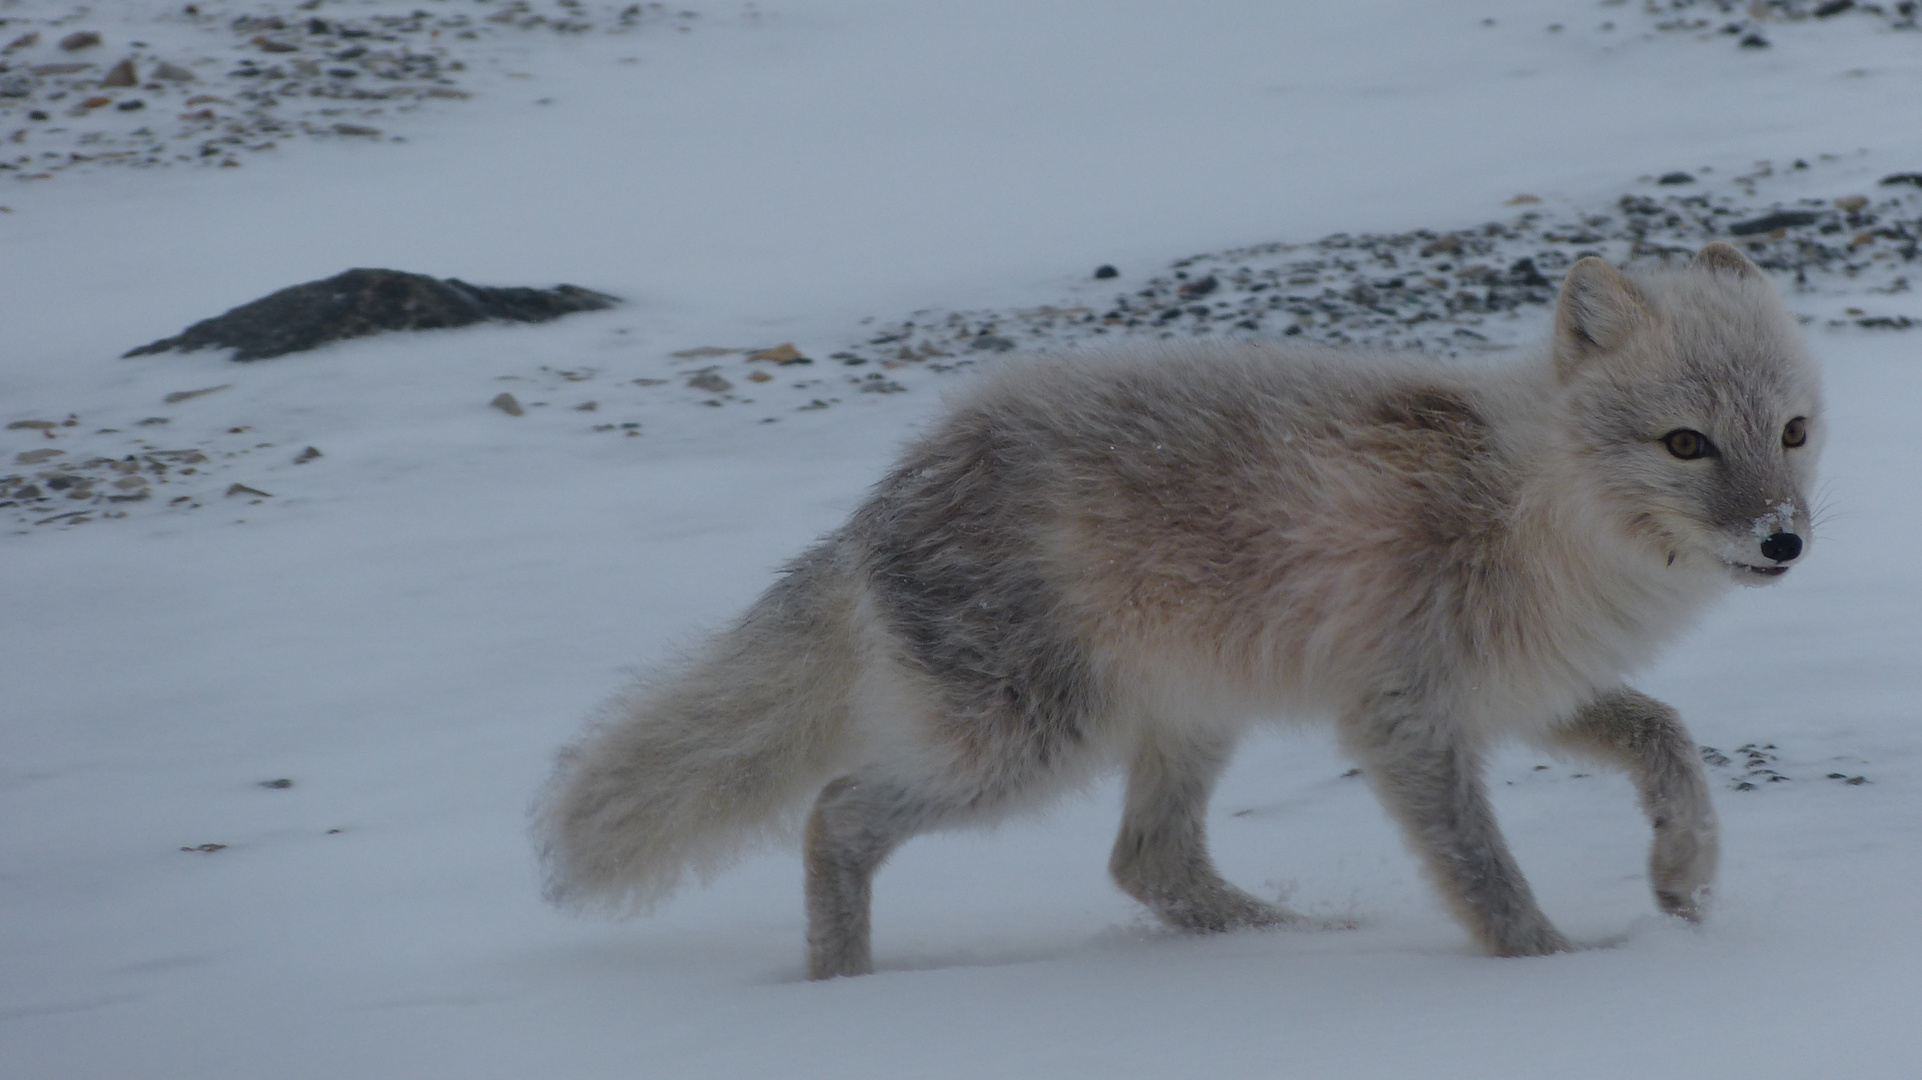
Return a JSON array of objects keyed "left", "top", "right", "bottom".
[
  {"left": 1783, "top": 416, "right": 1808, "bottom": 448},
  {"left": 1661, "top": 428, "right": 1714, "bottom": 460}
]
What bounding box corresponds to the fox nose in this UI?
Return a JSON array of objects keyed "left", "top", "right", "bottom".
[{"left": 1759, "top": 532, "right": 1803, "bottom": 564}]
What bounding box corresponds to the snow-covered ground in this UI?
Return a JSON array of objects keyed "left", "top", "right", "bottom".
[{"left": 4, "top": 2, "right": 1921, "bottom": 1076}]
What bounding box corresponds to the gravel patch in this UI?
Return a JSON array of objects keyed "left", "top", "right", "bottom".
[{"left": 0, "top": 0, "right": 717, "bottom": 181}]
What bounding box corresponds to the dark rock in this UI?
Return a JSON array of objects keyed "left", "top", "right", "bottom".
[
  {"left": 293, "top": 446, "right": 322, "bottom": 463},
  {"left": 1657, "top": 171, "right": 1695, "bottom": 185},
  {"left": 259, "top": 778, "right": 294, "bottom": 789},
  {"left": 1507, "top": 257, "right": 1550, "bottom": 288},
  {"left": 686, "top": 371, "right": 733, "bottom": 393},
  {"left": 1738, "top": 33, "right": 1770, "bottom": 48},
  {"left": 489, "top": 392, "right": 524, "bottom": 416},
  {"left": 1093, "top": 264, "right": 1118, "bottom": 279},
  {"left": 1879, "top": 172, "right": 1922, "bottom": 188},
  {"left": 968, "top": 334, "right": 1016, "bottom": 352},
  {"left": 1814, "top": 0, "right": 1855, "bottom": 16},
  {"left": 124, "top": 269, "right": 620, "bottom": 361},
  {"left": 1727, "top": 210, "right": 1820, "bottom": 236},
  {"left": 115, "top": 99, "right": 145, "bottom": 111},
  {"left": 58, "top": 31, "right": 101, "bottom": 51}
]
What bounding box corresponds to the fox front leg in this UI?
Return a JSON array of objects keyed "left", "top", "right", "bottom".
[
  {"left": 1346, "top": 701, "right": 1574, "bottom": 957},
  {"left": 1547, "top": 688, "right": 1719, "bottom": 921}
]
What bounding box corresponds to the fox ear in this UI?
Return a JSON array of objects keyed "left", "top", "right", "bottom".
[
  {"left": 1692, "top": 241, "right": 1763, "bottom": 279},
  {"left": 1554, "top": 256, "right": 1656, "bottom": 381}
]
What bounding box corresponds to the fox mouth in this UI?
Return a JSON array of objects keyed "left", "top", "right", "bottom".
[{"left": 1726, "top": 561, "right": 1790, "bottom": 579}]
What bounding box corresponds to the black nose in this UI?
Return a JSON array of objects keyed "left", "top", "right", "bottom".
[{"left": 1759, "top": 532, "right": 1803, "bottom": 563}]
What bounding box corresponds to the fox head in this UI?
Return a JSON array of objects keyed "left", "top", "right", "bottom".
[{"left": 1552, "top": 242, "right": 1823, "bottom": 586}]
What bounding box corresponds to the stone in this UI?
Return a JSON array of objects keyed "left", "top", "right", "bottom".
[
  {"left": 59, "top": 31, "right": 102, "bottom": 51},
  {"left": 152, "top": 61, "right": 196, "bottom": 82},
  {"left": 1879, "top": 173, "right": 1922, "bottom": 188},
  {"left": 6, "top": 419, "right": 55, "bottom": 430},
  {"left": 1657, "top": 171, "right": 1695, "bottom": 185},
  {"left": 294, "top": 446, "right": 322, "bottom": 463},
  {"left": 101, "top": 58, "right": 137, "bottom": 87},
  {"left": 490, "top": 392, "right": 524, "bottom": 416},
  {"left": 686, "top": 371, "right": 733, "bottom": 393},
  {"left": 1093, "top": 264, "right": 1118, "bottom": 279},
  {"left": 29, "top": 62, "right": 92, "bottom": 77},
  {"left": 123, "top": 269, "right": 620, "bottom": 361},
  {"left": 252, "top": 36, "right": 300, "bottom": 53},
  {"left": 331, "top": 123, "right": 381, "bottom": 137},
  {"left": 163, "top": 384, "right": 230, "bottom": 404},
  {"left": 225, "top": 483, "right": 272, "bottom": 498},
  {"left": 14, "top": 448, "right": 63, "bottom": 465},
  {"left": 1727, "top": 210, "right": 1819, "bottom": 236},
  {"left": 259, "top": 778, "right": 294, "bottom": 789},
  {"left": 1835, "top": 195, "right": 1869, "bottom": 212},
  {"left": 747, "top": 343, "right": 803, "bottom": 363}
]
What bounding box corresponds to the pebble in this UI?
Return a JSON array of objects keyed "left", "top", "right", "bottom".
[
  {"left": 294, "top": 446, "right": 323, "bottom": 463},
  {"left": 14, "top": 448, "right": 63, "bottom": 464},
  {"left": 101, "top": 58, "right": 138, "bottom": 87},
  {"left": 58, "top": 31, "right": 101, "bottom": 52},
  {"left": 490, "top": 392, "right": 525, "bottom": 416}
]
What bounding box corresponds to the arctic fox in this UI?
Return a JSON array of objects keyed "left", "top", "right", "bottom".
[{"left": 537, "top": 242, "right": 1822, "bottom": 978}]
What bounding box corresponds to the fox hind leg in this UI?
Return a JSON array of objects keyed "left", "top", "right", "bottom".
[
  {"left": 1546, "top": 688, "right": 1719, "bottom": 922},
  {"left": 802, "top": 773, "right": 938, "bottom": 980},
  {"left": 1109, "top": 725, "right": 1302, "bottom": 932}
]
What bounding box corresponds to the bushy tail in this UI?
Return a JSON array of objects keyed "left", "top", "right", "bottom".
[{"left": 535, "top": 543, "right": 859, "bottom": 913}]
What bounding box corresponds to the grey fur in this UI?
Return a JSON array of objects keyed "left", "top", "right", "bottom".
[{"left": 536, "top": 243, "right": 1821, "bottom": 977}]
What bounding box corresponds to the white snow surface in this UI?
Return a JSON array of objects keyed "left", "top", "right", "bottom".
[{"left": 5, "top": 2, "right": 1922, "bottom": 1077}]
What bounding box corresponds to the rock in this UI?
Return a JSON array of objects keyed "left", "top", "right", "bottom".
[
  {"left": 670, "top": 346, "right": 737, "bottom": 358},
  {"left": 746, "top": 370, "right": 773, "bottom": 383},
  {"left": 1727, "top": 210, "right": 1820, "bottom": 236},
  {"left": 1739, "top": 33, "right": 1770, "bottom": 48},
  {"left": 112, "top": 476, "right": 148, "bottom": 491},
  {"left": 7, "top": 419, "right": 56, "bottom": 431},
  {"left": 180, "top": 843, "right": 228, "bottom": 853},
  {"left": 29, "top": 62, "right": 92, "bottom": 76},
  {"left": 259, "top": 778, "right": 294, "bottom": 789},
  {"left": 4, "top": 32, "right": 40, "bottom": 51},
  {"left": 293, "top": 446, "right": 322, "bottom": 463},
  {"left": 163, "top": 384, "right": 231, "bottom": 404},
  {"left": 1504, "top": 194, "right": 1541, "bottom": 205},
  {"left": 116, "top": 99, "right": 145, "bottom": 112},
  {"left": 331, "top": 123, "right": 381, "bottom": 137},
  {"left": 123, "top": 269, "right": 620, "bottom": 361},
  {"left": 14, "top": 448, "right": 63, "bottom": 465},
  {"left": 747, "top": 343, "right": 805, "bottom": 364},
  {"left": 490, "top": 392, "right": 524, "bottom": 416},
  {"left": 152, "top": 61, "right": 196, "bottom": 82},
  {"left": 686, "top": 371, "right": 733, "bottom": 393},
  {"left": 1093, "top": 264, "right": 1118, "bottom": 279},
  {"left": 1657, "top": 171, "right": 1695, "bottom": 185},
  {"left": 225, "top": 483, "right": 272, "bottom": 498},
  {"left": 1178, "top": 275, "right": 1218, "bottom": 299},
  {"left": 1879, "top": 173, "right": 1922, "bottom": 188},
  {"left": 1835, "top": 195, "right": 1869, "bottom": 212},
  {"left": 101, "top": 58, "right": 137, "bottom": 87},
  {"left": 252, "top": 35, "right": 300, "bottom": 53},
  {"left": 1814, "top": 0, "right": 1855, "bottom": 16},
  {"left": 59, "top": 31, "right": 102, "bottom": 51},
  {"left": 968, "top": 334, "right": 1016, "bottom": 352}
]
